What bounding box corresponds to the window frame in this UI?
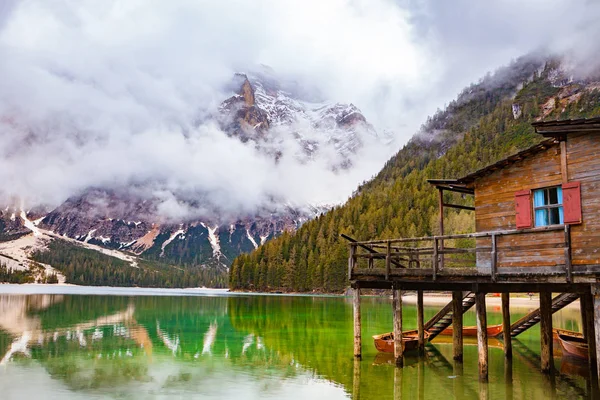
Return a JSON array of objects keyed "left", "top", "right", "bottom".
[{"left": 533, "top": 186, "right": 564, "bottom": 227}]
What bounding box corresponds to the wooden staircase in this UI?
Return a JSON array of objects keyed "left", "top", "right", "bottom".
[
  {"left": 508, "top": 292, "right": 579, "bottom": 337},
  {"left": 424, "top": 291, "right": 476, "bottom": 341}
]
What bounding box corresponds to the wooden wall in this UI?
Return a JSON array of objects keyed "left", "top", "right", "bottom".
[
  {"left": 567, "top": 131, "right": 600, "bottom": 266},
  {"left": 473, "top": 143, "right": 564, "bottom": 269}
]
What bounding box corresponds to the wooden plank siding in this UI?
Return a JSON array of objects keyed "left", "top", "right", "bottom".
[
  {"left": 472, "top": 131, "right": 600, "bottom": 269},
  {"left": 473, "top": 143, "right": 564, "bottom": 270},
  {"left": 567, "top": 131, "right": 600, "bottom": 265}
]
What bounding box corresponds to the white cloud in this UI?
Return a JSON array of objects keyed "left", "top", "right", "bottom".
[{"left": 0, "top": 0, "right": 599, "bottom": 219}]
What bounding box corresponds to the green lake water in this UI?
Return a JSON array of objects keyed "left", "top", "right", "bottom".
[{"left": 0, "top": 289, "right": 593, "bottom": 399}]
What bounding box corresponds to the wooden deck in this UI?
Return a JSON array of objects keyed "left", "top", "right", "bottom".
[{"left": 347, "top": 225, "right": 600, "bottom": 291}]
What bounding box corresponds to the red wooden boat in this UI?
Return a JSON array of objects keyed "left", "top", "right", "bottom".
[
  {"left": 557, "top": 333, "right": 588, "bottom": 360},
  {"left": 440, "top": 324, "right": 503, "bottom": 338},
  {"left": 373, "top": 329, "right": 430, "bottom": 353}
]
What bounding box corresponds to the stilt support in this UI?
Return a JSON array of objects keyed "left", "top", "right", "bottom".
[
  {"left": 353, "top": 357, "right": 361, "bottom": 400},
  {"left": 353, "top": 287, "right": 361, "bottom": 359},
  {"left": 452, "top": 291, "right": 463, "bottom": 361},
  {"left": 393, "top": 288, "right": 404, "bottom": 366},
  {"left": 501, "top": 292, "right": 512, "bottom": 359},
  {"left": 476, "top": 292, "right": 488, "bottom": 382},
  {"left": 539, "top": 291, "right": 553, "bottom": 373},
  {"left": 592, "top": 285, "right": 600, "bottom": 386},
  {"left": 417, "top": 290, "right": 425, "bottom": 354}
]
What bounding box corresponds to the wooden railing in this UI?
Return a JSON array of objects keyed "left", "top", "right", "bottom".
[{"left": 347, "top": 225, "right": 579, "bottom": 282}]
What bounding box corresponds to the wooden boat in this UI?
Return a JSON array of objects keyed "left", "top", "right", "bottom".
[
  {"left": 557, "top": 333, "right": 588, "bottom": 360},
  {"left": 553, "top": 328, "right": 583, "bottom": 339},
  {"left": 372, "top": 329, "right": 430, "bottom": 354},
  {"left": 440, "top": 323, "right": 503, "bottom": 338}
]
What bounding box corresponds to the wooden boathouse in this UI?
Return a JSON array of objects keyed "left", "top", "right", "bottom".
[{"left": 348, "top": 117, "right": 600, "bottom": 384}]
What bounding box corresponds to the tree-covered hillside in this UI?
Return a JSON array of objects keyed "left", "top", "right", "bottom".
[{"left": 229, "top": 56, "right": 600, "bottom": 292}]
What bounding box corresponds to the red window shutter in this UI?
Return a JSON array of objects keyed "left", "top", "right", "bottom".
[
  {"left": 563, "top": 181, "right": 582, "bottom": 224},
  {"left": 515, "top": 190, "right": 532, "bottom": 228}
]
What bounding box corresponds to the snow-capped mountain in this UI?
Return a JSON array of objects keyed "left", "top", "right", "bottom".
[
  {"left": 219, "top": 68, "right": 379, "bottom": 169},
  {"left": 0, "top": 67, "right": 378, "bottom": 275}
]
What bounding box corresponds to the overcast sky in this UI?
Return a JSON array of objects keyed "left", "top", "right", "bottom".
[{"left": 0, "top": 0, "right": 599, "bottom": 219}]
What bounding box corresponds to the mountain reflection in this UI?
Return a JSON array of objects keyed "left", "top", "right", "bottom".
[{"left": 0, "top": 293, "right": 594, "bottom": 399}]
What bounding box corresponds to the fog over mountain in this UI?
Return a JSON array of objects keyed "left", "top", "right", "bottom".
[{"left": 1, "top": 0, "right": 599, "bottom": 218}]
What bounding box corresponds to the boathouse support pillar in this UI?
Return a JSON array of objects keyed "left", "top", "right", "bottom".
[
  {"left": 582, "top": 292, "right": 598, "bottom": 372},
  {"left": 501, "top": 292, "right": 512, "bottom": 360},
  {"left": 539, "top": 291, "right": 553, "bottom": 373},
  {"left": 592, "top": 285, "right": 600, "bottom": 385},
  {"left": 393, "top": 287, "right": 404, "bottom": 366},
  {"left": 475, "top": 292, "right": 488, "bottom": 382},
  {"left": 452, "top": 291, "right": 463, "bottom": 361},
  {"left": 353, "top": 286, "right": 361, "bottom": 359},
  {"left": 417, "top": 290, "right": 425, "bottom": 354}
]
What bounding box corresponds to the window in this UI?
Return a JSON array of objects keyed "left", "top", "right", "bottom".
[{"left": 533, "top": 187, "right": 564, "bottom": 227}]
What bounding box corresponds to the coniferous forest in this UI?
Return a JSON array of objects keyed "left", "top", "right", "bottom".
[
  {"left": 31, "top": 240, "right": 227, "bottom": 288},
  {"left": 229, "top": 57, "right": 600, "bottom": 293}
]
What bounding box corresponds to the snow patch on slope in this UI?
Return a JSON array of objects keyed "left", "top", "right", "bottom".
[
  {"left": 260, "top": 234, "right": 269, "bottom": 246},
  {"left": 202, "top": 223, "right": 222, "bottom": 257},
  {"left": 20, "top": 211, "right": 41, "bottom": 237},
  {"left": 161, "top": 228, "right": 185, "bottom": 256},
  {"left": 246, "top": 228, "right": 259, "bottom": 250}
]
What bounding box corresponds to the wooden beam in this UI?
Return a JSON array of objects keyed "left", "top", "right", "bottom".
[
  {"left": 442, "top": 203, "right": 476, "bottom": 211},
  {"left": 501, "top": 292, "right": 512, "bottom": 360},
  {"left": 431, "top": 184, "right": 475, "bottom": 195},
  {"left": 452, "top": 291, "right": 463, "bottom": 361},
  {"left": 560, "top": 140, "right": 568, "bottom": 184},
  {"left": 476, "top": 292, "right": 488, "bottom": 382},
  {"left": 539, "top": 291, "right": 553, "bottom": 373},
  {"left": 393, "top": 288, "right": 404, "bottom": 366},
  {"left": 491, "top": 234, "right": 497, "bottom": 283},
  {"left": 417, "top": 290, "right": 425, "bottom": 354},
  {"left": 353, "top": 287, "right": 361, "bottom": 359},
  {"left": 341, "top": 234, "right": 405, "bottom": 269},
  {"left": 582, "top": 291, "right": 598, "bottom": 377},
  {"left": 348, "top": 244, "right": 356, "bottom": 280},
  {"left": 438, "top": 189, "right": 445, "bottom": 270},
  {"left": 591, "top": 284, "right": 600, "bottom": 386},
  {"left": 386, "top": 241, "right": 391, "bottom": 280},
  {"left": 565, "top": 225, "right": 572, "bottom": 283}
]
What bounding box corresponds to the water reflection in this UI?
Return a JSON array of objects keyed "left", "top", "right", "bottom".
[{"left": 0, "top": 293, "right": 595, "bottom": 399}]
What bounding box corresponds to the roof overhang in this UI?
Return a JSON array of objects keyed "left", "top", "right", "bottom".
[{"left": 532, "top": 117, "right": 600, "bottom": 139}]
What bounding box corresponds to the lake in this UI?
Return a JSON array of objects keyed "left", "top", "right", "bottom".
[{"left": 0, "top": 287, "right": 593, "bottom": 399}]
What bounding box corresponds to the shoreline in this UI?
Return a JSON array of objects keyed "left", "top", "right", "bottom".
[{"left": 0, "top": 284, "right": 582, "bottom": 310}]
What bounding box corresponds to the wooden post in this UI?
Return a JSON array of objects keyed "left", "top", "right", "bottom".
[
  {"left": 564, "top": 225, "right": 572, "bottom": 283},
  {"left": 501, "top": 292, "right": 512, "bottom": 359},
  {"left": 438, "top": 188, "right": 444, "bottom": 270},
  {"left": 594, "top": 285, "right": 600, "bottom": 387},
  {"left": 417, "top": 290, "right": 425, "bottom": 354},
  {"left": 504, "top": 359, "right": 513, "bottom": 400},
  {"left": 348, "top": 244, "right": 356, "bottom": 280},
  {"left": 393, "top": 287, "right": 404, "bottom": 366},
  {"left": 385, "top": 241, "right": 391, "bottom": 280},
  {"left": 539, "top": 291, "right": 553, "bottom": 373},
  {"left": 353, "top": 357, "right": 361, "bottom": 400},
  {"left": 583, "top": 290, "right": 598, "bottom": 377},
  {"left": 476, "top": 292, "right": 488, "bottom": 382},
  {"left": 560, "top": 140, "right": 568, "bottom": 184},
  {"left": 433, "top": 238, "right": 439, "bottom": 280},
  {"left": 393, "top": 364, "right": 403, "bottom": 400},
  {"left": 418, "top": 358, "right": 425, "bottom": 400},
  {"left": 452, "top": 291, "right": 463, "bottom": 361},
  {"left": 453, "top": 360, "right": 465, "bottom": 400},
  {"left": 353, "top": 287, "right": 361, "bottom": 359},
  {"left": 490, "top": 234, "right": 497, "bottom": 282}
]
